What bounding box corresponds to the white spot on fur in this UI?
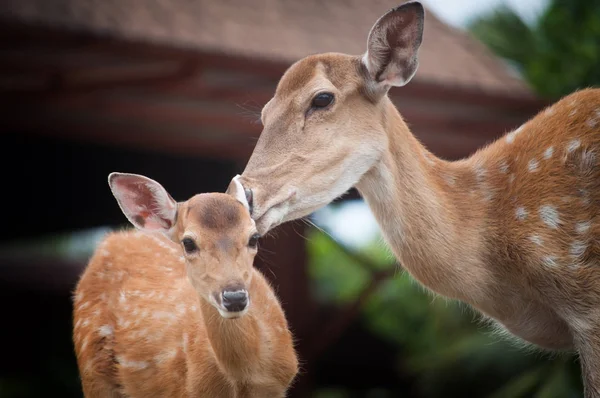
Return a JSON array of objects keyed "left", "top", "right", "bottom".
[
  {"left": 78, "top": 302, "right": 90, "bottom": 311},
  {"left": 515, "top": 207, "right": 528, "bottom": 221},
  {"left": 508, "top": 174, "right": 515, "bottom": 184},
  {"left": 586, "top": 118, "right": 597, "bottom": 128},
  {"left": 117, "top": 356, "right": 149, "bottom": 370},
  {"left": 99, "top": 325, "right": 113, "bottom": 337},
  {"left": 131, "top": 329, "right": 149, "bottom": 339},
  {"left": 482, "top": 188, "right": 494, "bottom": 202},
  {"left": 529, "top": 235, "right": 544, "bottom": 246},
  {"left": 528, "top": 159, "right": 539, "bottom": 172},
  {"left": 176, "top": 303, "right": 186, "bottom": 316},
  {"left": 567, "top": 139, "right": 581, "bottom": 153},
  {"left": 182, "top": 333, "right": 189, "bottom": 353},
  {"left": 444, "top": 173, "right": 456, "bottom": 186},
  {"left": 423, "top": 152, "right": 436, "bottom": 165},
  {"left": 82, "top": 319, "right": 90, "bottom": 327},
  {"left": 474, "top": 165, "right": 486, "bottom": 182},
  {"left": 542, "top": 256, "right": 558, "bottom": 267},
  {"left": 74, "top": 319, "right": 82, "bottom": 329},
  {"left": 570, "top": 241, "right": 587, "bottom": 258},
  {"left": 569, "top": 109, "right": 577, "bottom": 117},
  {"left": 152, "top": 311, "right": 177, "bottom": 322},
  {"left": 74, "top": 292, "right": 84, "bottom": 303},
  {"left": 81, "top": 337, "right": 89, "bottom": 351},
  {"left": 539, "top": 205, "right": 560, "bottom": 229},
  {"left": 155, "top": 349, "right": 178, "bottom": 364},
  {"left": 545, "top": 107, "right": 555, "bottom": 116},
  {"left": 575, "top": 221, "right": 591, "bottom": 234},
  {"left": 119, "top": 292, "right": 126, "bottom": 304},
  {"left": 505, "top": 126, "right": 523, "bottom": 143},
  {"left": 499, "top": 160, "right": 509, "bottom": 174},
  {"left": 117, "top": 318, "right": 131, "bottom": 329},
  {"left": 580, "top": 149, "right": 596, "bottom": 170},
  {"left": 544, "top": 147, "right": 553, "bottom": 159}
]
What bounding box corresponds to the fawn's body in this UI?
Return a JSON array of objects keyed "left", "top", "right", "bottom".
[
  {"left": 230, "top": 1, "right": 600, "bottom": 395},
  {"left": 73, "top": 176, "right": 298, "bottom": 397}
]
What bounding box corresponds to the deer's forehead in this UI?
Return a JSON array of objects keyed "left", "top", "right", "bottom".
[
  {"left": 184, "top": 195, "right": 249, "bottom": 233},
  {"left": 275, "top": 53, "right": 360, "bottom": 99}
]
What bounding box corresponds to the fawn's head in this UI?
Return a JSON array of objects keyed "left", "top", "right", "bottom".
[
  {"left": 231, "top": 1, "right": 425, "bottom": 234},
  {"left": 108, "top": 173, "right": 259, "bottom": 319}
]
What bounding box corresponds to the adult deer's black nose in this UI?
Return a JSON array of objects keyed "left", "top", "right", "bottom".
[{"left": 221, "top": 289, "right": 249, "bottom": 313}]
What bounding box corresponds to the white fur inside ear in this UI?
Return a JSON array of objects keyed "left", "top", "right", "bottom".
[
  {"left": 144, "top": 180, "right": 177, "bottom": 222},
  {"left": 230, "top": 175, "right": 249, "bottom": 211},
  {"left": 108, "top": 172, "right": 177, "bottom": 233}
]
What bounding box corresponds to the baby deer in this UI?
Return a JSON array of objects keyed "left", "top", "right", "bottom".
[
  {"left": 72, "top": 173, "right": 299, "bottom": 397},
  {"left": 232, "top": 1, "right": 600, "bottom": 396}
]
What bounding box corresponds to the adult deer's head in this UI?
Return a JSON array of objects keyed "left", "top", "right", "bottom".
[{"left": 230, "top": 1, "right": 425, "bottom": 234}]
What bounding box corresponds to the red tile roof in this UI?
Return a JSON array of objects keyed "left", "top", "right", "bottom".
[{"left": 2, "top": 0, "right": 533, "bottom": 97}]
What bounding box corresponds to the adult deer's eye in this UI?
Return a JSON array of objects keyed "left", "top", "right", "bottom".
[
  {"left": 182, "top": 237, "right": 198, "bottom": 254},
  {"left": 311, "top": 92, "right": 334, "bottom": 109},
  {"left": 248, "top": 233, "right": 260, "bottom": 249}
]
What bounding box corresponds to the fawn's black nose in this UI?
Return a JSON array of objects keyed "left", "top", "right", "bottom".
[{"left": 221, "top": 289, "right": 249, "bottom": 312}]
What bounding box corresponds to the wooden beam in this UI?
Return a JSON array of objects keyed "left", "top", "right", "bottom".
[
  {"left": 15, "top": 95, "right": 263, "bottom": 137},
  {"left": 0, "top": 20, "right": 548, "bottom": 112},
  {"left": 0, "top": 117, "right": 254, "bottom": 160},
  {"left": 0, "top": 56, "right": 201, "bottom": 94}
]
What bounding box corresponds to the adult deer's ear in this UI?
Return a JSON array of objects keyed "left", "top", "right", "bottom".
[
  {"left": 108, "top": 172, "right": 178, "bottom": 234},
  {"left": 362, "top": 1, "right": 425, "bottom": 94}
]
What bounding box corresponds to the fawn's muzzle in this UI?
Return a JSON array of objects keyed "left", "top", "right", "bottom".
[{"left": 221, "top": 289, "right": 249, "bottom": 313}]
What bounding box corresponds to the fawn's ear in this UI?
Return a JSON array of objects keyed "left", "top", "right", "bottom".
[
  {"left": 108, "top": 172, "right": 178, "bottom": 233},
  {"left": 362, "top": 1, "right": 424, "bottom": 93},
  {"left": 226, "top": 175, "right": 250, "bottom": 212}
]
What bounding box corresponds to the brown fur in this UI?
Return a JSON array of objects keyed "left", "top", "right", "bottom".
[
  {"left": 73, "top": 193, "right": 299, "bottom": 397},
  {"left": 233, "top": 2, "right": 600, "bottom": 396}
]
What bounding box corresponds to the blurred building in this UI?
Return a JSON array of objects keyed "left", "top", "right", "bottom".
[{"left": 0, "top": 0, "right": 547, "bottom": 396}]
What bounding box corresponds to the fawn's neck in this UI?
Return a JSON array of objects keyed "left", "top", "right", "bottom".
[
  {"left": 199, "top": 279, "right": 261, "bottom": 379},
  {"left": 356, "top": 99, "right": 492, "bottom": 303}
]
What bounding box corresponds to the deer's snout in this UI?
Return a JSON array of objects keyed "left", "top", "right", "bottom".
[{"left": 221, "top": 289, "right": 249, "bottom": 313}]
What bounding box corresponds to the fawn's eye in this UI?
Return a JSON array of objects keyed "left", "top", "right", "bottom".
[
  {"left": 248, "top": 233, "right": 260, "bottom": 249},
  {"left": 182, "top": 237, "right": 198, "bottom": 254},
  {"left": 311, "top": 92, "right": 334, "bottom": 109}
]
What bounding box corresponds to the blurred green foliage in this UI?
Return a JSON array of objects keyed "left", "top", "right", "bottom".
[
  {"left": 468, "top": 0, "right": 600, "bottom": 100},
  {"left": 307, "top": 227, "right": 583, "bottom": 397}
]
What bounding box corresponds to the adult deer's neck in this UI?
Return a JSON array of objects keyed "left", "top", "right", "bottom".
[
  {"left": 199, "top": 279, "right": 261, "bottom": 379},
  {"left": 355, "top": 99, "right": 491, "bottom": 303}
]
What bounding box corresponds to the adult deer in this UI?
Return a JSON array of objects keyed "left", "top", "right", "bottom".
[
  {"left": 230, "top": 1, "right": 600, "bottom": 396},
  {"left": 73, "top": 173, "right": 298, "bottom": 397}
]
